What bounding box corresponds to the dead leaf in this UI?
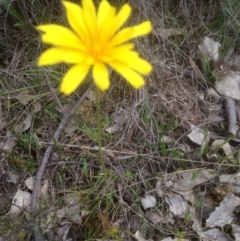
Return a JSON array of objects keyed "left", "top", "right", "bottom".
[
  {"left": 0, "top": 131, "right": 16, "bottom": 152},
  {"left": 207, "top": 88, "right": 221, "bottom": 102},
  {"left": 157, "top": 27, "right": 182, "bottom": 39},
  {"left": 215, "top": 71, "right": 240, "bottom": 100},
  {"left": 190, "top": 206, "right": 201, "bottom": 232},
  {"left": 6, "top": 171, "right": 19, "bottom": 184},
  {"left": 110, "top": 111, "right": 130, "bottom": 125},
  {"left": 105, "top": 110, "right": 130, "bottom": 134},
  {"left": 24, "top": 177, "right": 48, "bottom": 196},
  {"left": 14, "top": 114, "right": 32, "bottom": 133},
  {"left": 41, "top": 193, "right": 89, "bottom": 232},
  {"left": 206, "top": 192, "right": 240, "bottom": 227},
  {"left": 187, "top": 125, "right": 209, "bottom": 147},
  {"left": 32, "top": 101, "right": 41, "bottom": 113},
  {"left": 165, "top": 193, "right": 189, "bottom": 218},
  {"left": 57, "top": 223, "right": 71, "bottom": 241},
  {"left": 64, "top": 118, "right": 77, "bottom": 137},
  {"left": 134, "top": 230, "right": 154, "bottom": 241},
  {"left": 145, "top": 210, "right": 162, "bottom": 225},
  {"left": 165, "top": 169, "right": 217, "bottom": 192},
  {"left": 198, "top": 36, "right": 221, "bottom": 62},
  {"left": 62, "top": 104, "right": 72, "bottom": 113},
  {"left": 161, "top": 135, "right": 173, "bottom": 144},
  {"left": 40, "top": 180, "right": 49, "bottom": 196},
  {"left": 156, "top": 169, "right": 217, "bottom": 206},
  {"left": 145, "top": 210, "right": 175, "bottom": 225},
  {"left": 219, "top": 173, "right": 240, "bottom": 193},
  {"left": 210, "top": 139, "right": 233, "bottom": 159},
  {"left": 8, "top": 189, "right": 31, "bottom": 216},
  {"left": 56, "top": 204, "right": 82, "bottom": 224},
  {"left": 76, "top": 100, "right": 92, "bottom": 114},
  {"left": 15, "top": 90, "right": 35, "bottom": 105},
  {"left": 198, "top": 228, "right": 234, "bottom": 241},
  {"left": 176, "top": 143, "right": 193, "bottom": 153},
  {"left": 105, "top": 124, "right": 121, "bottom": 134},
  {"left": 232, "top": 224, "right": 240, "bottom": 240},
  {"left": 141, "top": 195, "right": 157, "bottom": 210},
  {"left": 208, "top": 111, "right": 224, "bottom": 122},
  {"left": 0, "top": 131, "right": 16, "bottom": 153},
  {"left": 24, "top": 176, "right": 34, "bottom": 190},
  {"left": 86, "top": 90, "right": 96, "bottom": 103}
]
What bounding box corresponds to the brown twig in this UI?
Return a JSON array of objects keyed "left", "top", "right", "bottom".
[{"left": 30, "top": 83, "right": 94, "bottom": 241}]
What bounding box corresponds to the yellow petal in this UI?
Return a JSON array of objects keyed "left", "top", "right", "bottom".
[
  {"left": 60, "top": 63, "right": 90, "bottom": 95},
  {"left": 109, "top": 21, "right": 152, "bottom": 47},
  {"left": 106, "top": 43, "right": 134, "bottom": 55},
  {"left": 127, "top": 57, "right": 152, "bottom": 75},
  {"left": 109, "top": 61, "right": 145, "bottom": 89},
  {"left": 82, "top": 0, "right": 97, "bottom": 42},
  {"left": 38, "top": 47, "right": 86, "bottom": 66},
  {"left": 37, "top": 24, "right": 86, "bottom": 51},
  {"left": 102, "top": 43, "right": 134, "bottom": 62},
  {"left": 109, "top": 28, "right": 134, "bottom": 47},
  {"left": 97, "top": 0, "right": 113, "bottom": 29},
  {"left": 112, "top": 50, "right": 152, "bottom": 75},
  {"left": 97, "top": 1, "right": 116, "bottom": 43},
  {"left": 93, "top": 61, "right": 110, "bottom": 91},
  {"left": 108, "top": 4, "right": 131, "bottom": 37},
  {"left": 130, "top": 21, "right": 152, "bottom": 39},
  {"left": 62, "top": 1, "right": 91, "bottom": 44}
]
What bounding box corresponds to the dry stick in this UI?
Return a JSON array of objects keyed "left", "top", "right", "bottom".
[
  {"left": 225, "top": 97, "right": 239, "bottom": 135},
  {"left": 30, "top": 84, "right": 94, "bottom": 241}
]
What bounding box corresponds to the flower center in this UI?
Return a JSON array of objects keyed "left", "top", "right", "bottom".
[
  {"left": 92, "top": 43, "right": 102, "bottom": 57},
  {"left": 86, "top": 42, "right": 105, "bottom": 65}
]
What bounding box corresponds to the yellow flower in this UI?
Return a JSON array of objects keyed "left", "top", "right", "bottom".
[{"left": 37, "top": 0, "right": 152, "bottom": 95}]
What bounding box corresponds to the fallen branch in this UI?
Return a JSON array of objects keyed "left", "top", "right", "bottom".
[
  {"left": 225, "top": 97, "right": 239, "bottom": 135},
  {"left": 30, "top": 83, "right": 94, "bottom": 241}
]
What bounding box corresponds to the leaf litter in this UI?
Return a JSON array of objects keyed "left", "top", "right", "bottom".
[
  {"left": 206, "top": 193, "right": 240, "bottom": 228},
  {"left": 7, "top": 189, "right": 31, "bottom": 216},
  {"left": 154, "top": 168, "right": 240, "bottom": 239},
  {"left": 141, "top": 195, "right": 157, "bottom": 210},
  {"left": 199, "top": 36, "right": 240, "bottom": 135}
]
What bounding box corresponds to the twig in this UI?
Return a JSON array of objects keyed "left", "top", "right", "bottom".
[
  {"left": 225, "top": 97, "right": 239, "bottom": 135},
  {"left": 30, "top": 83, "right": 94, "bottom": 241}
]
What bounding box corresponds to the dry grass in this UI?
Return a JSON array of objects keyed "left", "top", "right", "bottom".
[{"left": 1, "top": 0, "right": 240, "bottom": 240}]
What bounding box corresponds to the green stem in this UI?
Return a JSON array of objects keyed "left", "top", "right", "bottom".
[
  {"left": 95, "top": 87, "right": 110, "bottom": 231},
  {"left": 95, "top": 88, "right": 107, "bottom": 175}
]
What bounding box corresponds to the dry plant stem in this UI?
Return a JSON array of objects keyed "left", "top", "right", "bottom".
[
  {"left": 225, "top": 97, "right": 239, "bottom": 135},
  {"left": 30, "top": 83, "right": 94, "bottom": 241}
]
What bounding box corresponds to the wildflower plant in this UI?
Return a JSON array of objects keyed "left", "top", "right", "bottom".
[{"left": 37, "top": 0, "right": 152, "bottom": 95}]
